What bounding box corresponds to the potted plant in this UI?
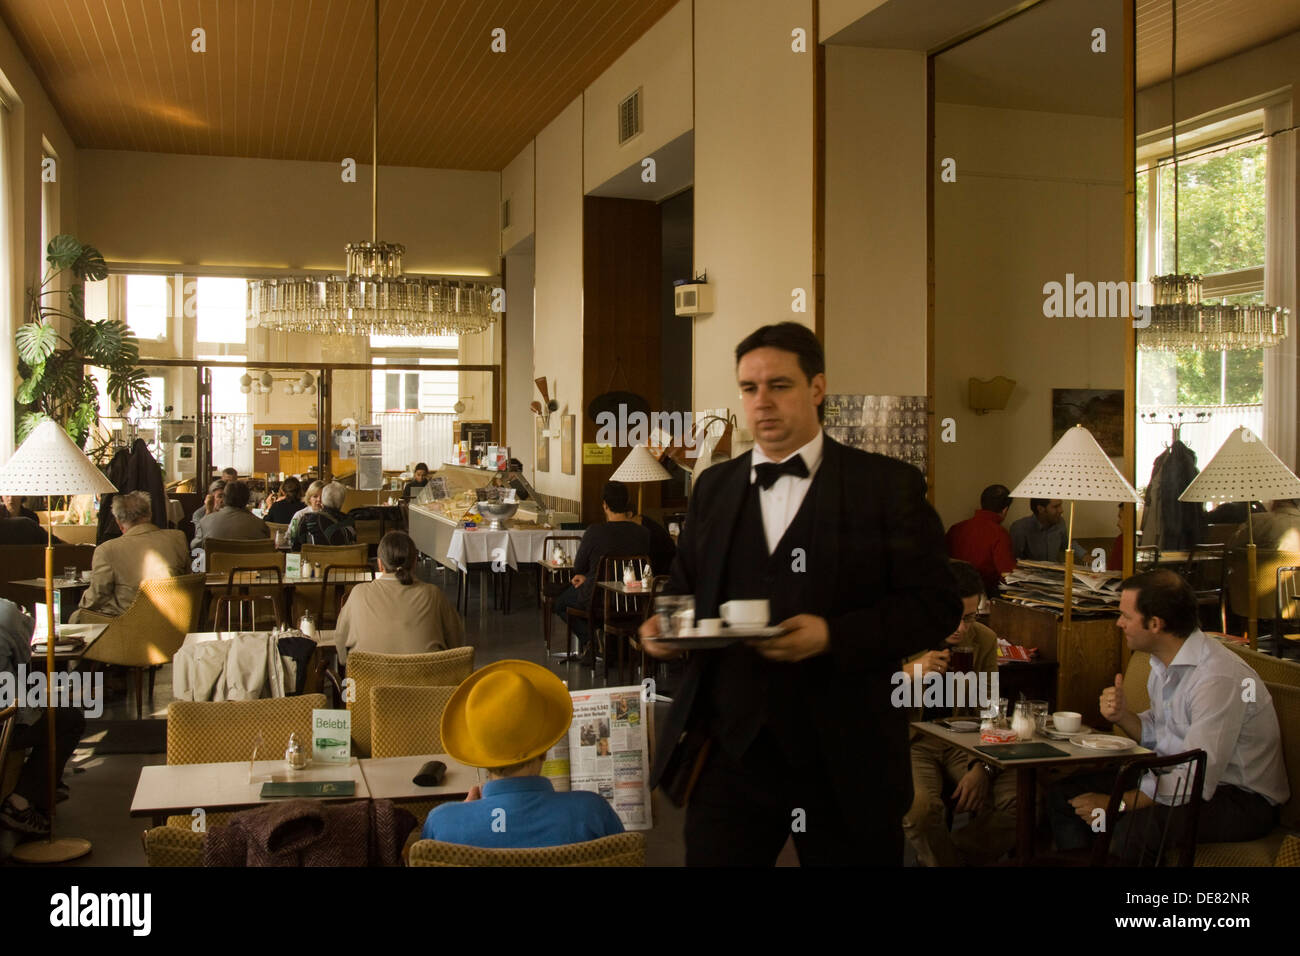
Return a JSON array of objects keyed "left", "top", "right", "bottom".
[{"left": 15, "top": 235, "right": 150, "bottom": 453}]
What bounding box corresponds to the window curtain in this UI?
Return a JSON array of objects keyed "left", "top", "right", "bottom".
[
  {"left": 0, "top": 104, "right": 13, "bottom": 463},
  {"left": 1263, "top": 100, "right": 1297, "bottom": 471}
]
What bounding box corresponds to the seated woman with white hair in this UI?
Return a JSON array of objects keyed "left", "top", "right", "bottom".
[
  {"left": 286, "top": 479, "right": 325, "bottom": 545},
  {"left": 289, "top": 481, "right": 356, "bottom": 550},
  {"left": 334, "top": 531, "right": 463, "bottom": 664}
]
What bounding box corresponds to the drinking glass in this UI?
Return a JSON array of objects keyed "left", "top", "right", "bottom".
[
  {"left": 1030, "top": 700, "right": 1050, "bottom": 733},
  {"left": 653, "top": 594, "right": 694, "bottom": 637},
  {"left": 63, "top": 566, "right": 78, "bottom": 583},
  {"left": 948, "top": 644, "right": 975, "bottom": 673}
]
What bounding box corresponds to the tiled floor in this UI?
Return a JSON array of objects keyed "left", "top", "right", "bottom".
[{"left": 4, "top": 565, "right": 708, "bottom": 866}]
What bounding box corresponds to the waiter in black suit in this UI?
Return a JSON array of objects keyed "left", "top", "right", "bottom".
[{"left": 641, "top": 322, "right": 961, "bottom": 865}]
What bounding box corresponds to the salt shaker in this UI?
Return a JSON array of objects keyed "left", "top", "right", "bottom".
[{"left": 284, "top": 732, "right": 310, "bottom": 770}]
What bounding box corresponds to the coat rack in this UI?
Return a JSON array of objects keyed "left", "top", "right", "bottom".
[{"left": 1140, "top": 411, "right": 1210, "bottom": 444}]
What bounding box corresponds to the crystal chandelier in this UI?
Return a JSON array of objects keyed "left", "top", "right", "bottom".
[
  {"left": 248, "top": 0, "right": 496, "bottom": 338},
  {"left": 1138, "top": 0, "right": 1287, "bottom": 352}
]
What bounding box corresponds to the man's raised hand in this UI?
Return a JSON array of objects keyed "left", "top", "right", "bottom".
[{"left": 1099, "top": 673, "right": 1127, "bottom": 722}]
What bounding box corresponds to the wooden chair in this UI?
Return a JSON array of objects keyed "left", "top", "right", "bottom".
[
  {"left": 342, "top": 647, "right": 475, "bottom": 757},
  {"left": 301, "top": 543, "right": 368, "bottom": 569},
  {"left": 408, "top": 831, "right": 645, "bottom": 866},
  {"left": 539, "top": 535, "right": 582, "bottom": 655},
  {"left": 622, "top": 574, "right": 670, "bottom": 685},
  {"left": 1181, "top": 542, "right": 1227, "bottom": 631},
  {"left": 83, "top": 574, "right": 206, "bottom": 717},
  {"left": 316, "top": 564, "right": 375, "bottom": 628},
  {"left": 212, "top": 557, "right": 287, "bottom": 629},
  {"left": 1091, "top": 749, "right": 1207, "bottom": 867},
  {"left": 211, "top": 594, "right": 282, "bottom": 634},
  {"left": 203, "top": 537, "right": 276, "bottom": 563},
  {"left": 1273, "top": 565, "right": 1300, "bottom": 658},
  {"left": 1225, "top": 548, "right": 1300, "bottom": 650},
  {"left": 565, "top": 554, "right": 652, "bottom": 674}
]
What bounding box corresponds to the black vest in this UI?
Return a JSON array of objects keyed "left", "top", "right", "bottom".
[{"left": 705, "top": 469, "right": 821, "bottom": 766}]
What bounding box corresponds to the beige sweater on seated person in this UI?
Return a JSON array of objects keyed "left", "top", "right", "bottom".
[{"left": 334, "top": 574, "right": 464, "bottom": 664}]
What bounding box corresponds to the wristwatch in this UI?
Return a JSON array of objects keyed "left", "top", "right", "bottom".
[{"left": 968, "top": 758, "right": 998, "bottom": 779}]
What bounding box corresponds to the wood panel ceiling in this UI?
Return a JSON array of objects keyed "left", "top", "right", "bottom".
[
  {"left": 0, "top": 0, "right": 679, "bottom": 170},
  {"left": 1136, "top": 0, "right": 1300, "bottom": 89}
]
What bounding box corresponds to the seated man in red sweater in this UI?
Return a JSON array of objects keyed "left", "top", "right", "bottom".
[{"left": 946, "top": 484, "right": 1015, "bottom": 595}]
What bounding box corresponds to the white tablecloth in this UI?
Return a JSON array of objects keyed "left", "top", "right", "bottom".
[{"left": 445, "top": 527, "right": 584, "bottom": 572}]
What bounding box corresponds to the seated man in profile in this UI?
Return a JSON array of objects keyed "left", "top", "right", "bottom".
[
  {"left": 901, "top": 560, "right": 1016, "bottom": 866},
  {"left": 1048, "top": 570, "right": 1288, "bottom": 864},
  {"left": 422, "top": 660, "right": 624, "bottom": 849},
  {"left": 71, "top": 491, "right": 189, "bottom": 622}
]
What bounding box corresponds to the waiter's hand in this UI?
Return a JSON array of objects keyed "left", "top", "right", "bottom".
[
  {"left": 639, "top": 615, "right": 683, "bottom": 660},
  {"left": 752, "top": 614, "right": 830, "bottom": 662}
]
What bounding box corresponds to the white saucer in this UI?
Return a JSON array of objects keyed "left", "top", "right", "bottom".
[{"left": 1070, "top": 733, "right": 1135, "bottom": 751}]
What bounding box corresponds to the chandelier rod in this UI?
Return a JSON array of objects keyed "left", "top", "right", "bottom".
[
  {"left": 1170, "top": 0, "right": 1178, "bottom": 275},
  {"left": 372, "top": 0, "right": 379, "bottom": 244}
]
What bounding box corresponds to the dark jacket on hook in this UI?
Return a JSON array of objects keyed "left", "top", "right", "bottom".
[
  {"left": 1141, "top": 439, "right": 1204, "bottom": 551},
  {"left": 97, "top": 439, "right": 168, "bottom": 544}
]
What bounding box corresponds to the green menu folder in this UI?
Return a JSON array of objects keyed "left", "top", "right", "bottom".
[
  {"left": 259, "top": 781, "right": 356, "bottom": 798},
  {"left": 974, "top": 742, "right": 1069, "bottom": 761}
]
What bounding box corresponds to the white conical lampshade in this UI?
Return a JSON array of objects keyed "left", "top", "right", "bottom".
[
  {"left": 1179, "top": 427, "right": 1300, "bottom": 503},
  {"left": 610, "top": 444, "right": 671, "bottom": 484},
  {"left": 0, "top": 420, "right": 117, "bottom": 496},
  {"left": 1009, "top": 425, "right": 1141, "bottom": 503}
]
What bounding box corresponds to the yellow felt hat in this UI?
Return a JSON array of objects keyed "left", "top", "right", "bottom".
[{"left": 441, "top": 660, "right": 573, "bottom": 768}]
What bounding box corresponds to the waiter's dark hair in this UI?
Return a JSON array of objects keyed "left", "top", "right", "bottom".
[
  {"left": 602, "top": 481, "right": 632, "bottom": 516},
  {"left": 980, "top": 484, "right": 1011, "bottom": 513},
  {"left": 1120, "top": 569, "right": 1198, "bottom": 638},
  {"left": 281, "top": 477, "right": 302, "bottom": 500},
  {"left": 949, "top": 560, "right": 984, "bottom": 600},
  {"left": 378, "top": 531, "right": 417, "bottom": 585},
  {"left": 734, "top": 322, "right": 826, "bottom": 423}
]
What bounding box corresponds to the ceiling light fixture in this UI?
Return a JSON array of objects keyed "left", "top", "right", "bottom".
[
  {"left": 247, "top": 0, "right": 497, "bottom": 338},
  {"left": 1138, "top": 0, "right": 1287, "bottom": 352}
]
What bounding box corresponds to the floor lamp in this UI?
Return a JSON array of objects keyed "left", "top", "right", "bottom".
[
  {"left": 0, "top": 421, "right": 116, "bottom": 863},
  {"left": 610, "top": 445, "right": 671, "bottom": 515},
  {"left": 1178, "top": 426, "right": 1300, "bottom": 651},
  {"left": 1010, "top": 425, "right": 1141, "bottom": 631}
]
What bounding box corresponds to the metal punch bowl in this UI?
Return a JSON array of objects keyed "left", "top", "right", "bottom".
[{"left": 478, "top": 501, "right": 518, "bottom": 529}]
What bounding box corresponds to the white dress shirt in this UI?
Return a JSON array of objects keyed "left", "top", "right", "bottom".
[
  {"left": 1138, "top": 629, "right": 1290, "bottom": 806},
  {"left": 749, "top": 430, "right": 825, "bottom": 554}
]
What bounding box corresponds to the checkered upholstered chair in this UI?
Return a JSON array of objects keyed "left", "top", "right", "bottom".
[
  {"left": 370, "top": 685, "right": 457, "bottom": 758},
  {"left": 1275, "top": 834, "right": 1300, "bottom": 866},
  {"left": 346, "top": 648, "right": 474, "bottom": 757},
  {"left": 83, "top": 573, "right": 206, "bottom": 717},
  {"left": 142, "top": 825, "right": 205, "bottom": 866},
  {"left": 162, "top": 694, "right": 326, "bottom": 830},
  {"left": 407, "top": 831, "right": 645, "bottom": 867}
]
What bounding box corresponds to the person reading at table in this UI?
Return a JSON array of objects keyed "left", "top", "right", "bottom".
[
  {"left": 191, "top": 479, "right": 269, "bottom": 549},
  {"left": 334, "top": 531, "right": 464, "bottom": 665},
  {"left": 640, "top": 322, "right": 961, "bottom": 866},
  {"left": 0, "top": 599, "right": 85, "bottom": 837},
  {"left": 421, "top": 660, "right": 624, "bottom": 848},
  {"left": 552, "top": 480, "right": 651, "bottom": 667},
  {"left": 70, "top": 491, "right": 188, "bottom": 623},
  {"left": 901, "top": 560, "right": 1016, "bottom": 866},
  {"left": 1047, "top": 569, "right": 1288, "bottom": 864}
]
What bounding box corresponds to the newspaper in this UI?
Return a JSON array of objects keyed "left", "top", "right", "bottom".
[{"left": 542, "top": 685, "right": 652, "bottom": 831}]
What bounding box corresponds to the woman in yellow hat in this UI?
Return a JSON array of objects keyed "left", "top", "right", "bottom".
[{"left": 422, "top": 660, "right": 625, "bottom": 848}]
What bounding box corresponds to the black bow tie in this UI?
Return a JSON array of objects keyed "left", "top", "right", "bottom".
[{"left": 754, "top": 456, "right": 809, "bottom": 489}]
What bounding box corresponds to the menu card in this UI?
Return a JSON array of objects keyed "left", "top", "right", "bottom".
[{"left": 312, "top": 708, "right": 351, "bottom": 763}]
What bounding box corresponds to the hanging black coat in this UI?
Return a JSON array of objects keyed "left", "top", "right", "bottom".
[
  {"left": 1141, "top": 439, "right": 1204, "bottom": 551},
  {"left": 97, "top": 439, "right": 169, "bottom": 544}
]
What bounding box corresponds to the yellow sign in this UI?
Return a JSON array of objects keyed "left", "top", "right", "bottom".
[{"left": 582, "top": 443, "right": 613, "bottom": 465}]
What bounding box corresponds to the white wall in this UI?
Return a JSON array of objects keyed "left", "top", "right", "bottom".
[
  {"left": 824, "top": 46, "right": 928, "bottom": 396},
  {"left": 501, "top": 141, "right": 534, "bottom": 255},
  {"left": 532, "top": 97, "right": 585, "bottom": 503},
  {"left": 693, "top": 0, "right": 815, "bottom": 416},
  {"left": 933, "top": 102, "right": 1127, "bottom": 536},
  {"left": 506, "top": 250, "right": 535, "bottom": 475}
]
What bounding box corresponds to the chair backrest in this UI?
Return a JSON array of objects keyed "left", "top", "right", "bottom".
[
  {"left": 1226, "top": 548, "right": 1300, "bottom": 622},
  {"left": 83, "top": 573, "right": 206, "bottom": 668},
  {"left": 209, "top": 550, "right": 286, "bottom": 575},
  {"left": 370, "top": 685, "right": 457, "bottom": 757},
  {"left": 1221, "top": 640, "right": 1300, "bottom": 689},
  {"left": 212, "top": 594, "right": 282, "bottom": 634},
  {"left": 302, "top": 543, "right": 368, "bottom": 570},
  {"left": 1278, "top": 565, "right": 1300, "bottom": 624},
  {"left": 594, "top": 553, "right": 652, "bottom": 621},
  {"left": 166, "top": 693, "right": 327, "bottom": 764},
  {"left": 204, "top": 537, "right": 276, "bottom": 560},
  {"left": 407, "top": 831, "right": 645, "bottom": 867},
  {"left": 353, "top": 519, "right": 383, "bottom": 545},
  {"left": 1093, "top": 749, "right": 1207, "bottom": 867},
  {"left": 317, "top": 564, "right": 376, "bottom": 626},
  {"left": 1184, "top": 543, "right": 1226, "bottom": 595},
  {"left": 265, "top": 521, "right": 290, "bottom": 535},
  {"left": 1267, "top": 681, "right": 1300, "bottom": 830},
  {"left": 1121, "top": 651, "right": 1152, "bottom": 722},
  {"left": 346, "top": 647, "right": 475, "bottom": 757},
  {"left": 542, "top": 535, "right": 583, "bottom": 565}
]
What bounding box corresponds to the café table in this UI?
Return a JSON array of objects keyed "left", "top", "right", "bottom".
[
  {"left": 32, "top": 622, "right": 108, "bottom": 665},
  {"left": 358, "top": 754, "right": 486, "bottom": 803},
  {"left": 130, "top": 757, "right": 370, "bottom": 827},
  {"left": 911, "top": 720, "right": 1153, "bottom": 865},
  {"left": 446, "top": 526, "right": 586, "bottom": 615},
  {"left": 10, "top": 576, "right": 92, "bottom": 622}
]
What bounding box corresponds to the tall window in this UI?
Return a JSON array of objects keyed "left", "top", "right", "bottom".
[
  {"left": 369, "top": 332, "right": 459, "bottom": 413},
  {"left": 196, "top": 276, "right": 248, "bottom": 345},
  {"left": 125, "top": 274, "right": 169, "bottom": 341}
]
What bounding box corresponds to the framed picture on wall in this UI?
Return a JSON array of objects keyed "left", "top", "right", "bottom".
[
  {"left": 535, "top": 417, "right": 549, "bottom": 472},
  {"left": 561, "top": 415, "right": 575, "bottom": 475},
  {"left": 298, "top": 430, "right": 318, "bottom": 451},
  {"left": 1052, "top": 389, "right": 1124, "bottom": 457}
]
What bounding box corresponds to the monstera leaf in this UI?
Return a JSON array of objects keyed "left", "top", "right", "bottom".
[
  {"left": 45, "top": 234, "right": 83, "bottom": 271},
  {"left": 16, "top": 321, "right": 58, "bottom": 364}
]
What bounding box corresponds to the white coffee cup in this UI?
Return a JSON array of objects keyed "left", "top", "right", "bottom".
[
  {"left": 1052, "top": 711, "right": 1082, "bottom": 734},
  {"left": 697, "top": 618, "right": 723, "bottom": 636},
  {"left": 720, "top": 600, "right": 769, "bottom": 627}
]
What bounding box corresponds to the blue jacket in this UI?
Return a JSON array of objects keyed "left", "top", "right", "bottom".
[{"left": 421, "top": 776, "right": 624, "bottom": 848}]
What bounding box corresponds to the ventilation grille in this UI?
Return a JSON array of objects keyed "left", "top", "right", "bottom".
[
  {"left": 618, "top": 89, "right": 642, "bottom": 145},
  {"left": 501, "top": 198, "right": 511, "bottom": 230}
]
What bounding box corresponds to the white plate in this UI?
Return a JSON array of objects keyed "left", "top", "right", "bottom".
[
  {"left": 1070, "top": 733, "right": 1135, "bottom": 751},
  {"left": 1042, "top": 726, "right": 1087, "bottom": 740},
  {"left": 946, "top": 720, "right": 980, "bottom": 732}
]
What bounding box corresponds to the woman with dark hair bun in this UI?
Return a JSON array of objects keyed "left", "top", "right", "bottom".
[{"left": 334, "top": 531, "right": 464, "bottom": 663}]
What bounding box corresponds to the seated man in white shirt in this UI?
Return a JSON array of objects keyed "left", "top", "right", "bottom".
[{"left": 1048, "top": 569, "right": 1288, "bottom": 864}]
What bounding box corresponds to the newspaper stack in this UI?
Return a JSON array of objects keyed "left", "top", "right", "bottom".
[{"left": 1000, "top": 560, "right": 1122, "bottom": 614}]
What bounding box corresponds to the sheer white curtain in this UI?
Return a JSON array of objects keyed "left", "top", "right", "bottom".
[
  {"left": 1263, "top": 101, "right": 1296, "bottom": 470},
  {"left": 0, "top": 103, "right": 12, "bottom": 463}
]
